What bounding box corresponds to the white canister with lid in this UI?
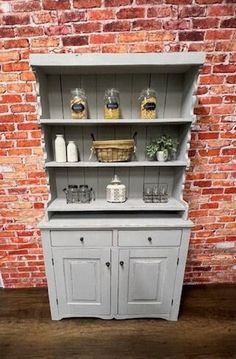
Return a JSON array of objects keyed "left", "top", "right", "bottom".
[
  {"left": 106, "top": 175, "right": 126, "bottom": 203},
  {"left": 67, "top": 141, "right": 78, "bottom": 162},
  {"left": 55, "top": 134, "right": 66, "bottom": 162}
]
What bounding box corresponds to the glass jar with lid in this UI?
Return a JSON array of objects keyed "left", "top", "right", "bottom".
[
  {"left": 70, "top": 88, "right": 87, "bottom": 119},
  {"left": 104, "top": 88, "right": 120, "bottom": 120},
  {"left": 139, "top": 88, "right": 157, "bottom": 119}
]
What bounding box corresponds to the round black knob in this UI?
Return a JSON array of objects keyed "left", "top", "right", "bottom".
[
  {"left": 106, "top": 262, "right": 110, "bottom": 267},
  {"left": 80, "top": 237, "right": 84, "bottom": 242},
  {"left": 148, "top": 237, "right": 152, "bottom": 242},
  {"left": 120, "top": 261, "right": 124, "bottom": 266}
]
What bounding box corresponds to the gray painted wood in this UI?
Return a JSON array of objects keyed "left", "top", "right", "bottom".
[
  {"left": 118, "top": 247, "right": 178, "bottom": 315},
  {"left": 118, "top": 229, "right": 181, "bottom": 247},
  {"left": 40, "top": 119, "right": 193, "bottom": 125},
  {"left": 52, "top": 247, "right": 111, "bottom": 317}
]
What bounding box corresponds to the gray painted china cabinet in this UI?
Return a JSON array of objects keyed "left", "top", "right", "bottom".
[{"left": 31, "top": 52, "right": 205, "bottom": 320}]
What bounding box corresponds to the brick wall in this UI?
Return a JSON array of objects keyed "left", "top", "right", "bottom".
[{"left": 0, "top": 0, "right": 235, "bottom": 288}]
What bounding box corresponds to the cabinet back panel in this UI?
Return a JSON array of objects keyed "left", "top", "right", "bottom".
[
  {"left": 54, "top": 167, "right": 177, "bottom": 200},
  {"left": 48, "top": 124, "right": 184, "bottom": 162},
  {"left": 46, "top": 73, "right": 184, "bottom": 120}
]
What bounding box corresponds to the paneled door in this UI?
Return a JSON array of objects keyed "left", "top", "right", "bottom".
[
  {"left": 118, "top": 248, "right": 178, "bottom": 316},
  {"left": 52, "top": 248, "right": 111, "bottom": 317}
]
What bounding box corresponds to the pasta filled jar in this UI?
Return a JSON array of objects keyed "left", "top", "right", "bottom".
[
  {"left": 104, "top": 88, "right": 120, "bottom": 120},
  {"left": 70, "top": 88, "right": 87, "bottom": 119},
  {"left": 139, "top": 88, "right": 157, "bottom": 120}
]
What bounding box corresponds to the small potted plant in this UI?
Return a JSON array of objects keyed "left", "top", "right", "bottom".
[{"left": 146, "top": 135, "right": 178, "bottom": 162}]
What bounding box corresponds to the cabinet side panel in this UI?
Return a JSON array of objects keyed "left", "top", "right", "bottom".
[{"left": 48, "top": 75, "right": 63, "bottom": 119}]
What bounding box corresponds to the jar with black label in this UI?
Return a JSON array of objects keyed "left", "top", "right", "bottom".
[
  {"left": 70, "top": 88, "right": 87, "bottom": 119},
  {"left": 104, "top": 88, "right": 120, "bottom": 119},
  {"left": 139, "top": 88, "right": 157, "bottom": 119}
]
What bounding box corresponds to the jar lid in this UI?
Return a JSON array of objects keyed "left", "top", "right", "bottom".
[
  {"left": 111, "top": 174, "right": 121, "bottom": 184},
  {"left": 71, "top": 88, "right": 86, "bottom": 96},
  {"left": 139, "top": 88, "right": 157, "bottom": 100}
]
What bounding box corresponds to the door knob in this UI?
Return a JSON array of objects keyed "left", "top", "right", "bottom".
[
  {"left": 120, "top": 261, "right": 124, "bottom": 266},
  {"left": 106, "top": 262, "right": 110, "bottom": 267},
  {"left": 80, "top": 237, "right": 84, "bottom": 242},
  {"left": 148, "top": 237, "right": 152, "bottom": 242}
]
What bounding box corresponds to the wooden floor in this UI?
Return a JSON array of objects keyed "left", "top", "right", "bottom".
[{"left": 0, "top": 285, "right": 235, "bottom": 359}]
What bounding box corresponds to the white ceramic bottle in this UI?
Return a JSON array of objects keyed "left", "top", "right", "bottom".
[
  {"left": 67, "top": 141, "right": 78, "bottom": 162},
  {"left": 55, "top": 134, "right": 66, "bottom": 162}
]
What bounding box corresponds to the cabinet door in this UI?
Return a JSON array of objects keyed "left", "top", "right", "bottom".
[
  {"left": 52, "top": 247, "right": 111, "bottom": 317},
  {"left": 118, "top": 248, "right": 178, "bottom": 315}
]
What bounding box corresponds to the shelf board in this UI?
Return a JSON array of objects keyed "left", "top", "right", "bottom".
[
  {"left": 39, "top": 118, "right": 192, "bottom": 126},
  {"left": 45, "top": 160, "right": 187, "bottom": 168},
  {"left": 47, "top": 198, "right": 186, "bottom": 212}
]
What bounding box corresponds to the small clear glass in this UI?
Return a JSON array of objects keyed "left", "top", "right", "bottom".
[
  {"left": 143, "top": 184, "right": 153, "bottom": 203},
  {"left": 153, "top": 185, "right": 160, "bottom": 203},
  {"left": 159, "top": 183, "right": 168, "bottom": 203}
]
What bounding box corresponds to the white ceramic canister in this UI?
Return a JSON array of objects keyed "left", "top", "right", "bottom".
[
  {"left": 106, "top": 175, "right": 126, "bottom": 203},
  {"left": 55, "top": 134, "right": 66, "bottom": 162},
  {"left": 67, "top": 141, "right": 78, "bottom": 162}
]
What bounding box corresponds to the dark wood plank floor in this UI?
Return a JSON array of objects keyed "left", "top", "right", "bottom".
[{"left": 0, "top": 285, "right": 235, "bottom": 359}]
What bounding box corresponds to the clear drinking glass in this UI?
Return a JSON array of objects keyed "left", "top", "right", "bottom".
[
  {"left": 143, "top": 184, "right": 153, "bottom": 203},
  {"left": 159, "top": 183, "right": 168, "bottom": 203}
]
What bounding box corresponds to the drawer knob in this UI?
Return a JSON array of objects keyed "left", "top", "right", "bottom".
[
  {"left": 120, "top": 261, "right": 124, "bottom": 266},
  {"left": 80, "top": 237, "right": 84, "bottom": 242},
  {"left": 148, "top": 237, "right": 152, "bottom": 242},
  {"left": 106, "top": 262, "right": 110, "bottom": 268}
]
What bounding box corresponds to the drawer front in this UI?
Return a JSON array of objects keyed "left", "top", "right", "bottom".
[
  {"left": 118, "top": 230, "right": 181, "bottom": 247},
  {"left": 51, "top": 230, "right": 112, "bottom": 247}
]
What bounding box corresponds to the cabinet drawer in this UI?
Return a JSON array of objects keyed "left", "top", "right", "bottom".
[
  {"left": 118, "top": 230, "right": 181, "bottom": 247},
  {"left": 51, "top": 230, "right": 112, "bottom": 247}
]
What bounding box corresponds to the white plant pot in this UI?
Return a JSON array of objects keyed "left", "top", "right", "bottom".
[{"left": 156, "top": 150, "right": 168, "bottom": 162}]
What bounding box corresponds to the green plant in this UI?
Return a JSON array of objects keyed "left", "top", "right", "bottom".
[
  {"left": 156, "top": 134, "right": 178, "bottom": 153},
  {"left": 145, "top": 140, "right": 159, "bottom": 160},
  {"left": 146, "top": 135, "right": 178, "bottom": 160}
]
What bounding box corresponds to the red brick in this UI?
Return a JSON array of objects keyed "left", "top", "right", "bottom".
[
  {"left": 148, "top": 32, "right": 176, "bottom": 41},
  {"left": 132, "top": 20, "right": 162, "bottom": 31},
  {"left": 136, "top": 0, "right": 162, "bottom": 3},
  {"left": 208, "top": 5, "right": 234, "bottom": 16},
  {"left": 199, "top": 96, "right": 222, "bottom": 105},
  {"left": 119, "top": 32, "right": 146, "bottom": 43},
  {"left": 88, "top": 9, "right": 114, "bottom": 20},
  {"left": 196, "top": 0, "right": 224, "bottom": 3},
  {"left": 101, "top": 44, "right": 128, "bottom": 53},
  {"left": 62, "top": 36, "right": 88, "bottom": 46},
  {"left": 117, "top": 8, "right": 145, "bottom": 19},
  {"left": 0, "top": 28, "right": 15, "bottom": 38},
  {"left": 5, "top": 132, "right": 27, "bottom": 140},
  {"left": 58, "top": 10, "right": 85, "bottom": 24},
  {"left": 200, "top": 75, "right": 224, "bottom": 85},
  {"left": 44, "top": 26, "right": 71, "bottom": 36},
  {"left": 4, "top": 39, "right": 29, "bottom": 49},
  {"left": 33, "top": 12, "right": 56, "bottom": 24},
  {"left": 20, "top": 72, "right": 36, "bottom": 81},
  {"left": 179, "top": 31, "right": 204, "bottom": 41},
  {"left": 2, "top": 62, "right": 29, "bottom": 72},
  {"left": 74, "top": 23, "right": 101, "bottom": 33},
  {"left": 206, "top": 30, "right": 233, "bottom": 40},
  {"left": 0, "top": 51, "right": 19, "bottom": 63},
  {"left": 220, "top": 18, "right": 236, "bottom": 28},
  {"left": 213, "top": 65, "right": 236, "bottom": 73},
  {"left": 216, "top": 41, "right": 236, "bottom": 51},
  {"left": 17, "top": 140, "right": 41, "bottom": 148},
  {"left": 211, "top": 105, "right": 235, "bottom": 115},
  {"left": 193, "top": 18, "right": 219, "bottom": 29},
  {"left": 73, "top": 0, "right": 101, "bottom": 9},
  {"left": 12, "top": 1, "right": 41, "bottom": 12},
  {"left": 105, "top": 0, "right": 132, "bottom": 5},
  {"left": 3, "top": 14, "right": 30, "bottom": 25},
  {"left": 198, "top": 133, "right": 219, "bottom": 140},
  {"left": 103, "top": 21, "right": 130, "bottom": 32},
  {"left": 166, "top": 0, "right": 192, "bottom": 3},
  {"left": 179, "top": 5, "right": 206, "bottom": 17},
  {"left": 90, "top": 33, "right": 116, "bottom": 44},
  {"left": 163, "top": 20, "right": 190, "bottom": 30},
  {"left": 42, "top": 0, "right": 70, "bottom": 10},
  {"left": 193, "top": 181, "right": 212, "bottom": 187},
  {"left": 199, "top": 149, "right": 220, "bottom": 156},
  {"left": 147, "top": 6, "right": 177, "bottom": 18},
  {"left": 11, "top": 104, "right": 35, "bottom": 113},
  {"left": 225, "top": 188, "right": 236, "bottom": 194},
  {"left": 129, "top": 43, "right": 163, "bottom": 53},
  {"left": 226, "top": 75, "right": 236, "bottom": 84},
  {"left": 200, "top": 203, "right": 219, "bottom": 209},
  {"left": 0, "top": 95, "right": 22, "bottom": 103},
  {"left": 7, "top": 83, "right": 32, "bottom": 93},
  {"left": 31, "top": 38, "right": 60, "bottom": 48},
  {"left": 0, "top": 114, "right": 24, "bottom": 123},
  {"left": 16, "top": 27, "right": 44, "bottom": 37},
  {"left": 34, "top": 203, "right": 44, "bottom": 209},
  {"left": 202, "top": 188, "right": 224, "bottom": 195}
]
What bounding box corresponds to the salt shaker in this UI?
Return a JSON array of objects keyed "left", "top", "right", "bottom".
[
  {"left": 55, "top": 134, "right": 66, "bottom": 162},
  {"left": 67, "top": 141, "right": 78, "bottom": 162}
]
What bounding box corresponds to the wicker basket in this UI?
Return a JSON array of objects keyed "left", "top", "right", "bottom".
[{"left": 92, "top": 139, "right": 135, "bottom": 162}]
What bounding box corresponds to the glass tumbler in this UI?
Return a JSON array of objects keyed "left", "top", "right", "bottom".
[{"left": 159, "top": 183, "right": 168, "bottom": 203}]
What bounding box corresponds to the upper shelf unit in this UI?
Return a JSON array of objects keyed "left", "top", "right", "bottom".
[{"left": 31, "top": 53, "right": 204, "bottom": 123}]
